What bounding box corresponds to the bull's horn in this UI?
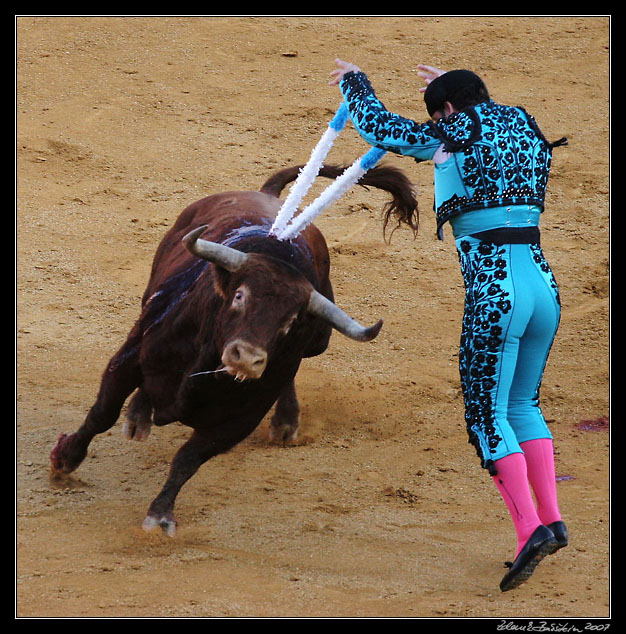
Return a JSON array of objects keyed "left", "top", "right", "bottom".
[
  {"left": 308, "top": 290, "right": 383, "bottom": 342},
  {"left": 183, "top": 225, "right": 248, "bottom": 272}
]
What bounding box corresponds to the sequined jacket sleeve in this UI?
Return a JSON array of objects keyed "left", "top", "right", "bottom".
[{"left": 339, "top": 71, "right": 441, "bottom": 160}]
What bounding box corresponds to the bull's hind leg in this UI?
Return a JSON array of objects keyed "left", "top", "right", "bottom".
[
  {"left": 269, "top": 379, "right": 300, "bottom": 443},
  {"left": 50, "top": 332, "right": 142, "bottom": 475},
  {"left": 123, "top": 388, "right": 153, "bottom": 441}
]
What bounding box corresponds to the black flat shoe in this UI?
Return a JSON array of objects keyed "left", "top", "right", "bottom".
[
  {"left": 547, "top": 521, "right": 569, "bottom": 551},
  {"left": 499, "top": 525, "right": 558, "bottom": 592}
]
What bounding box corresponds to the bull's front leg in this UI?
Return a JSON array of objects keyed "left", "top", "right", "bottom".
[
  {"left": 143, "top": 421, "right": 258, "bottom": 536},
  {"left": 269, "top": 379, "right": 300, "bottom": 443},
  {"left": 50, "top": 331, "right": 142, "bottom": 475}
]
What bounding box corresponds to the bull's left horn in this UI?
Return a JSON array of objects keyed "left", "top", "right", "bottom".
[
  {"left": 308, "top": 290, "right": 383, "bottom": 342},
  {"left": 183, "top": 225, "right": 248, "bottom": 272}
]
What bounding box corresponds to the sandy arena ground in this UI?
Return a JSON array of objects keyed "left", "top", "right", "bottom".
[{"left": 16, "top": 16, "right": 610, "bottom": 618}]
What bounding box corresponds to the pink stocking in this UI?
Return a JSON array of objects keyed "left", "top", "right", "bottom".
[
  {"left": 492, "top": 452, "right": 542, "bottom": 557},
  {"left": 520, "top": 438, "right": 562, "bottom": 526}
]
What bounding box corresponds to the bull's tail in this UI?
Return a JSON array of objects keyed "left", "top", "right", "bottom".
[
  {"left": 259, "top": 164, "right": 343, "bottom": 197},
  {"left": 260, "top": 164, "right": 419, "bottom": 238}
]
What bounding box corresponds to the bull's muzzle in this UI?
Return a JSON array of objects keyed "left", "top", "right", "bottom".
[{"left": 221, "top": 339, "right": 268, "bottom": 381}]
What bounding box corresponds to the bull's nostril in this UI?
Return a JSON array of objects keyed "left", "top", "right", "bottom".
[{"left": 223, "top": 340, "right": 267, "bottom": 377}]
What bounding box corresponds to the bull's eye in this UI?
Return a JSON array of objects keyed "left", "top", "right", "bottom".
[
  {"left": 231, "top": 286, "right": 248, "bottom": 309},
  {"left": 281, "top": 314, "right": 298, "bottom": 336}
]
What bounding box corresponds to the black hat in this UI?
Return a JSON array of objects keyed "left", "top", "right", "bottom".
[{"left": 423, "top": 70, "right": 489, "bottom": 117}]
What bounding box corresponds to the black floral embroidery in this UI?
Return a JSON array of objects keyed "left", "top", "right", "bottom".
[
  {"left": 341, "top": 71, "right": 441, "bottom": 152},
  {"left": 435, "top": 109, "right": 482, "bottom": 151},
  {"left": 530, "top": 243, "right": 561, "bottom": 306},
  {"left": 458, "top": 240, "right": 514, "bottom": 473},
  {"left": 434, "top": 102, "right": 554, "bottom": 234}
]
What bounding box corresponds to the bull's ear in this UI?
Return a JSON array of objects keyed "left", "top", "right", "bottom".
[
  {"left": 212, "top": 265, "right": 231, "bottom": 299},
  {"left": 183, "top": 225, "right": 248, "bottom": 299}
]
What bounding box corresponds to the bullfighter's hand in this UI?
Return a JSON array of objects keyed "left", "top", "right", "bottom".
[
  {"left": 329, "top": 58, "right": 361, "bottom": 86},
  {"left": 417, "top": 64, "right": 447, "bottom": 93}
]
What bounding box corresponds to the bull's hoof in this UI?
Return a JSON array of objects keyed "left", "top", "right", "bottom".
[
  {"left": 269, "top": 422, "right": 299, "bottom": 444},
  {"left": 49, "top": 433, "right": 87, "bottom": 474},
  {"left": 124, "top": 390, "right": 153, "bottom": 441},
  {"left": 122, "top": 417, "right": 152, "bottom": 441},
  {"left": 142, "top": 514, "right": 177, "bottom": 537}
]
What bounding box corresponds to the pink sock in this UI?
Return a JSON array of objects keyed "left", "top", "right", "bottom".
[
  {"left": 520, "top": 438, "right": 562, "bottom": 526},
  {"left": 492, "top": 452, "right": 542, "bottom": 557}
]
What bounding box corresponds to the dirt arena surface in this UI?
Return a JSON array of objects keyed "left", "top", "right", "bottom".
[{"left": 16, "top": 16, "right": 610, "bottom": 619}]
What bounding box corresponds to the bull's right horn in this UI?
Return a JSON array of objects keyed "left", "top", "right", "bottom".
[
  {"left": 183, "top": 225, "right": 248, "bottom": 272},
  {"left": 308, "top": 290, "right": 383, "bottom": 342}
]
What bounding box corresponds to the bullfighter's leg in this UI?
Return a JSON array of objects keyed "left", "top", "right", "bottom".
[
  {"left": 123, "top": 388, "right": 153, "bottom": 441},
  {"left": 143, "top": 422, "right": 258, "bottom": 535},
  {"left": 50, "top": 331, "right": 142, "bottom": 474},
  {"left": 269, "top": 379, "right": 300, "bottom": 443}
]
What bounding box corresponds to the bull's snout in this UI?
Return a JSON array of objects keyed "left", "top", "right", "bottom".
[{"left": 221, "top": 339, "right": 268, "bottom": 381}]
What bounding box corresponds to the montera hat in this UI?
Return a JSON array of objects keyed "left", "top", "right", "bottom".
[{"left": 423, "top": 69, "right": 489, "bottom": 117}]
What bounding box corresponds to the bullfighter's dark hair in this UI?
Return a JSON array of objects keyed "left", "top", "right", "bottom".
[{"left": 424, "top": 70, "right": 490, "bottom": 117}]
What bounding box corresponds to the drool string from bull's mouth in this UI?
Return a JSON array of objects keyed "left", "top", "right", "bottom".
[{"left": 188, "top": 368, "right": 229, "bottom": 377}]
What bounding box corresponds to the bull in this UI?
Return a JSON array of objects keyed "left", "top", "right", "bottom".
[{"left": 49, "top": 164, "right": 417, "bottom": 535}]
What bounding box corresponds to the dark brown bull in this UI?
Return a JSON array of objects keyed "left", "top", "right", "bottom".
[{"left": 50, "top": 164, "right": 418, "bottom": 535}]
